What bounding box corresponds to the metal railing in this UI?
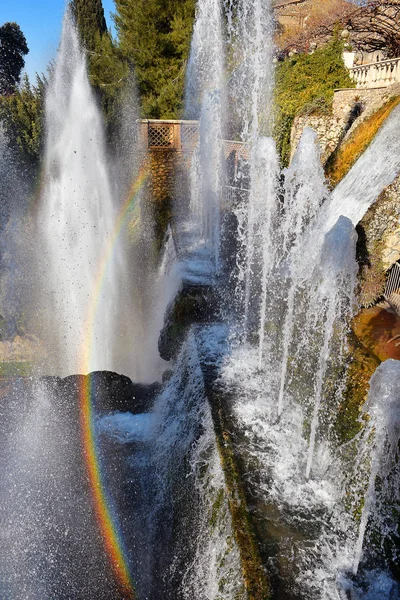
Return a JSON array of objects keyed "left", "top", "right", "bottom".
[
  {"left": 350, "top": 57, "right": 400, "bottom": 89},
  {"left": 384, "top": 262, "right": 400, "bottom": 313}
]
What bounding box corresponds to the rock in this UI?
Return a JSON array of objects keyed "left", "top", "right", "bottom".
[
  {"left": 158, "top": 283, "right": 220, "bottom": 361},
  {"left": 43, "top": 371, "right": 160, "bottom": 414}
]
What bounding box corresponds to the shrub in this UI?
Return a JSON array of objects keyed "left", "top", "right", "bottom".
[{"left": 273, "top": 39, "right": 354, "bottom": 166}]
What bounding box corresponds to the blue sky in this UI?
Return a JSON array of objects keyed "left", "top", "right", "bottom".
[{"left": 1, "top": 0, "right": 116, "bottom": 80}]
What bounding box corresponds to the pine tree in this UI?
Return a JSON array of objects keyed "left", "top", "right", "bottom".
[
  {"left": 0, "top": 72, "right": 47, "bottom": 168},
  {"left": 114, "top": 0, "right": 196, "bottom": 118}
]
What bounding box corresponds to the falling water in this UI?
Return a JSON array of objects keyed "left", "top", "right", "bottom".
[
  {"left": 228, "top": 0, "right": 274, "bottom": 141},
  {"left": 277, "top": 128, "right": 329, "bottom": 415},
  {"left": 352, "top": 359, "right": 400, "bottom": 577},
  {"left": 322, "top": 102, "right": 400, "bottom": 232},
  {"left": 36, "top": 11, "right": 136, "bottom": 377},
  {"left": 185, "top": 0, "right": 225, "bottom": 269},
  {"left": 225, "top": 0, "right": 276, "bottom": 327}
]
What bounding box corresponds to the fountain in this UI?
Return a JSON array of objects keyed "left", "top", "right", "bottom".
[
  {"left": 1, "top": 0, "right": 400, "bottom": 598},
  {"left": 184, "top": 0, "right": 226, "bottom": 271}
]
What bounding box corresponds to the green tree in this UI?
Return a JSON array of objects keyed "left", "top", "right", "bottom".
[
  {"left": 0, "top": 73, "right": 47, "bottom": 168},
  {"left": 70, "top": 0, "right": 129, "bottom": 135},
  {"left": 114, "top": 0, "right": 196, "bottom": 118},
  {"left": 0, "top": 22, "right": 29, "bottom": 95},
  {"left": 70, "top": 0, "right": 107, "bottom": 52}
]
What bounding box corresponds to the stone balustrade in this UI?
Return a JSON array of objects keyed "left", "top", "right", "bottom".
[{"left": 350, "top": 57, "right": 400, "bottom": 89}]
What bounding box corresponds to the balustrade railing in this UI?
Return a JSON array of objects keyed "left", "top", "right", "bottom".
[{"left": 350, "top": 57, "right": 400, "bottom": 89}]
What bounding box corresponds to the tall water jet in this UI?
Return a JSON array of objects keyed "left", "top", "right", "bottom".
[
  {"left": 277, "top": 128, "right": 329, "bottom": 416},
  {"left": 35, "top": 11, "right": 136, "bottom": 378},
  {"left": 225, "top": 0, "right": 276, "bottom": 328},
  {"left": 185, "top": 0, "right": 225, "bottom": 269},
  {"left": 228, "top": 0, "right": 275, "bottom": 141}
]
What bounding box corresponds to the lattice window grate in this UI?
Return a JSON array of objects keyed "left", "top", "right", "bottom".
[
  {"left": 223, "top": 141, "right": 250, "bottom": 161},
  {"left": 148, "top": 124, "right": 174, "bottom": 147},
  {"left": 181, "top": 124, "right": 199, "bottom": 148}
]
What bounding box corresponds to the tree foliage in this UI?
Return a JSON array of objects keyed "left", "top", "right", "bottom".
[
  {"left": 0, "top": 22, "right": 29, "bottom": 95},
  {"left": 274, "top": 39, "right": 355, "bottom": 165},
  {"left": 343, "top": 0, "right": 400, "bottom": 57},
  {"left": 114, "top": 0, "right": 196, "bottom": 118},
  {"left": 70, "top": 0, "right": 129, "bottom": 135},
  {"left": 0, "top": 73, "right": 47, "bottom": 168},
  {"left": 70, "top": 0, "right": 107, "bottom": 52}
]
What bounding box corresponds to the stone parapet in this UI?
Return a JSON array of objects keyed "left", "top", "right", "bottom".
[{"left": 290, "top": 82, "right": 400, "bottom": 164}]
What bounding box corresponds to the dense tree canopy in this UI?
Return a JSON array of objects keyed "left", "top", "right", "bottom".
[
  {"left": 114, "top": 0, "right": 196, "bottom": 118},
  {"left": 70, "top": 0, "right": 129, "bottom": 136},
  {"left": 0, "top": 73, "right": 47, "bottom": 169},
  {"left": 0, "top": 22, "right": 29, "bottom": 95},
  {"left": 70, "top": 0, "right": 107, "bottom": 52}
]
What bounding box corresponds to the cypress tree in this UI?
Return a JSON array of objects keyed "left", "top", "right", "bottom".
[
  {"left": 70, "top": 0, "right": 129, "bottom": 137},
  {"left": 70, "top": 0, "right": 107, "bottom": 52},
  {"left": 114, "top": 0, "right": 196, "bottom": 118},
  {"left": 0, "top": 22, "right": 29, "bottom": 96}
]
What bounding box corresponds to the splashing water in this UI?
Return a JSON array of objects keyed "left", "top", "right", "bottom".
[
  {"left": 185, "top": 0, "right": 225, "bottom": 269},
  {"left": 36, "top": 12, "right": 137, "bottom": 377},
  {"left": 352, "top": 360, "right": 400, "bottom": 576},
  {"left": 322, "top": 102, "right": 400, "bottom": 232}
]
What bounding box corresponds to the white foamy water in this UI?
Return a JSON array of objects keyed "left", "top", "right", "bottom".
[
  {"left": 36, "top": 12, "right": 137, "bottom": 377},
  {"left": 185, "top": 0, "right": 225, "bottom": 269},
  {"left": 323, "top": 102, "right": 400, "bottom": 232}
]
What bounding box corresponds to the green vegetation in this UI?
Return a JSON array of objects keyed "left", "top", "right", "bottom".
[
  {"left": 114, "top": 0, "right": 196, "bottom": 118},
  {"left": 70, "top": 0, "right": 107, "bottom": 51},
  {"left": 70, "top": 0, "right": 130, "bottom": 136},
  {"left": 0, "top": 23, "right": 29, "bottom": 96},
  {"left": 274, "top": 39, "right": 354, "bottom": 165},
  {"left": 0, "top": 73, "right": 46, "bottom": 168}
]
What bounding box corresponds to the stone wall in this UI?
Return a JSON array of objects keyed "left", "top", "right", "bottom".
[
  {"left": 144, "top": 148, "right": 191, "bottom": 245},
  {"left": 290, "top": 82, "right": 400, "bottom": 163},
  {"left": 357, "top": 174, "right": 400, "bottom": 307}
]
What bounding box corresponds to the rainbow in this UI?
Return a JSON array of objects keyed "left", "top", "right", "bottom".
[{"left": 79, "top": 164, "right": 149, "bottom": 598}]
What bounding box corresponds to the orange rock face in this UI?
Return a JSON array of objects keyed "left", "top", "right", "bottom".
[{"left": 353, "top": 305, "right": 400, "bottom": 362}]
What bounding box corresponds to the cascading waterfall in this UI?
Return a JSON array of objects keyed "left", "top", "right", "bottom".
[
  {"left": 322, "top": 102, "right": 400, "bottom": 232},
  {"left": 352, "top": 359, "right": 400, "bottom": 577},
  {"left": 2, "top": 0, "right": 400, "bottom": 596},
  {"left": 185, "top": 0, "right": 225, "bottom": 269},
  {"left": 214, "top": 0, "right": 400, "bottom": 595},
  {"left": 36, "top": 11, "right": 137, "bottom": 377},
  {"left": 277, "top": 128, "right": 329, "bottom": 416}
]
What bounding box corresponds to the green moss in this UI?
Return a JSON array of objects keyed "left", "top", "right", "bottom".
[
  {"left": 0, "top": 361, "right": 33, "bottom": 377},
  {"left": 210, "top": 488, "right": 225, "bottom": 530},
  {"left": 207, "top": 396, "right": 271, "bottom": 600},
  {"left": 335, "top": 330, "right": 380, "bottom": 445}
]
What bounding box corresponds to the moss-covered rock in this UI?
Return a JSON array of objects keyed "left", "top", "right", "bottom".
[{"left": 158, "top": 284, "right": 219, "bottom": 361}]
